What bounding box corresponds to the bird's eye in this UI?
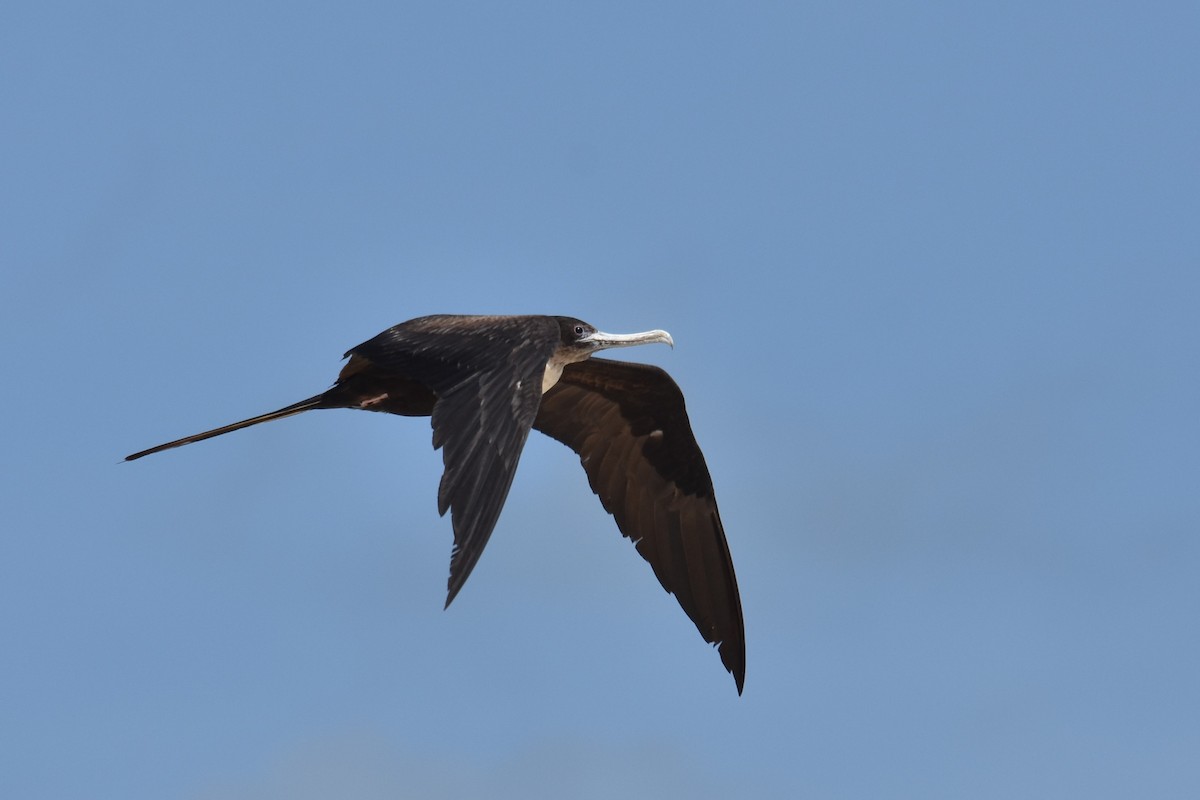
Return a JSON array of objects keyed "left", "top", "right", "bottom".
[{"left": 574, "top": 325, "right": 585, "bottom": 336}]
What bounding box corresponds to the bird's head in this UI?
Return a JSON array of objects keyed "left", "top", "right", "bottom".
[{"left": 554, "top": 317, "right": 674, "bottom": 363}]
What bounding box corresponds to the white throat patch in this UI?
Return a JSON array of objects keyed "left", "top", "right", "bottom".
[{"left": 542, "top": 349, "right": 590, "bottom": 393}]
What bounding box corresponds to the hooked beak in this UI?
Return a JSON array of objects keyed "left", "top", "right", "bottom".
[{"left": 580, "top": 329, "right": 675, "bottom": 351}]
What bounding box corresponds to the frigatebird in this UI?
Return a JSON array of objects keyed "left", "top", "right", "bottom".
[{"left": 127, "top": 314, "right": 745, "bottom": 693}]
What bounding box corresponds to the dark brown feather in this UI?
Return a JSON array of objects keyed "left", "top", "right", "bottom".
[
  {"left": 345, "top": 315, "right": 562, "bottom": 605},
  {"left": 533, "top": 358, "right": 746, "bottom": 693}
]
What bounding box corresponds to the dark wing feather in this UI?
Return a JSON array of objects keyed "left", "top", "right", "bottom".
[
  {"left": 347, "top": 315, "right": 561, "bottom": 606},
  {"left": 533, "top": 358, "right": 745, "bottom": 693}
]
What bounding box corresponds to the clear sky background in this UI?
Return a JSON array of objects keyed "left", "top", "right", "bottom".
[{"left": 3, "top": 3, "right": 1197, "bottom": 798}]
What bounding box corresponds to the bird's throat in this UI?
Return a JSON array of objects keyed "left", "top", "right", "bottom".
[{"left": 542, "top": 349, "right": 590, "bottom": 393}]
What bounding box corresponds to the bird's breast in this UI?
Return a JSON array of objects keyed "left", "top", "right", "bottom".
[
  {"left": 541, "top": 360, "right": 566, "bottom": 393},
  {"left": 541, "top": 348, "right": 589, "bottom": 393}
]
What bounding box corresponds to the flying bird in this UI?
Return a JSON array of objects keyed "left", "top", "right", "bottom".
[{"left": 127, "top": 314, "right": 745, "bottom": 693}]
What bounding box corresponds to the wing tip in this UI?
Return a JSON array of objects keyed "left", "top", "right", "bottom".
[
  {"left": 444, "top": 573, "right": 466, "bottom": 609},
  {"left": 721, "top": 642, "right": 746, "bottom": 695}
]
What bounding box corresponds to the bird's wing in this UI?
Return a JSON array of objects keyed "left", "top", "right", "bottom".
[
  {"left": 533, "top": 358, "right": 745, "bottom": 693},
  {"left": 346, "top": 315, "right": 561, "bottom": 606}
]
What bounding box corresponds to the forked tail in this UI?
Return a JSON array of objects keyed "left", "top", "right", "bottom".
[{"left": 125, "top": 394, "right": 326, "bottom": 461}]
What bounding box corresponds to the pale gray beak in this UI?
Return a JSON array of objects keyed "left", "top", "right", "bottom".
[{"left": 580, "top": 329, "right": 674, "bottom": 351}]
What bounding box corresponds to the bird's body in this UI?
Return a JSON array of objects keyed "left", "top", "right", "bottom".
[{"left": 127, "top": 314, "right": 745, "bottom": 693}]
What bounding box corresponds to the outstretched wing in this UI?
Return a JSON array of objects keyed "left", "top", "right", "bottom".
[
  {"left": 347, "top": 315, "right": 561, "bottom": 606},
  {"left": 533, "top": 358, "right": 745, "bottom": 693}
]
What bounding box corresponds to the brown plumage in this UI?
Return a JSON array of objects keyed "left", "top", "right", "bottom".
[{"left": 126, "top": 314, "right": 745, "bottom": 693}]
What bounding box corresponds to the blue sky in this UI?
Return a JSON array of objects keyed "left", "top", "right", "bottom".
[{"left": 3, "top": 2, "right": 1198, "bottom": 798}]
